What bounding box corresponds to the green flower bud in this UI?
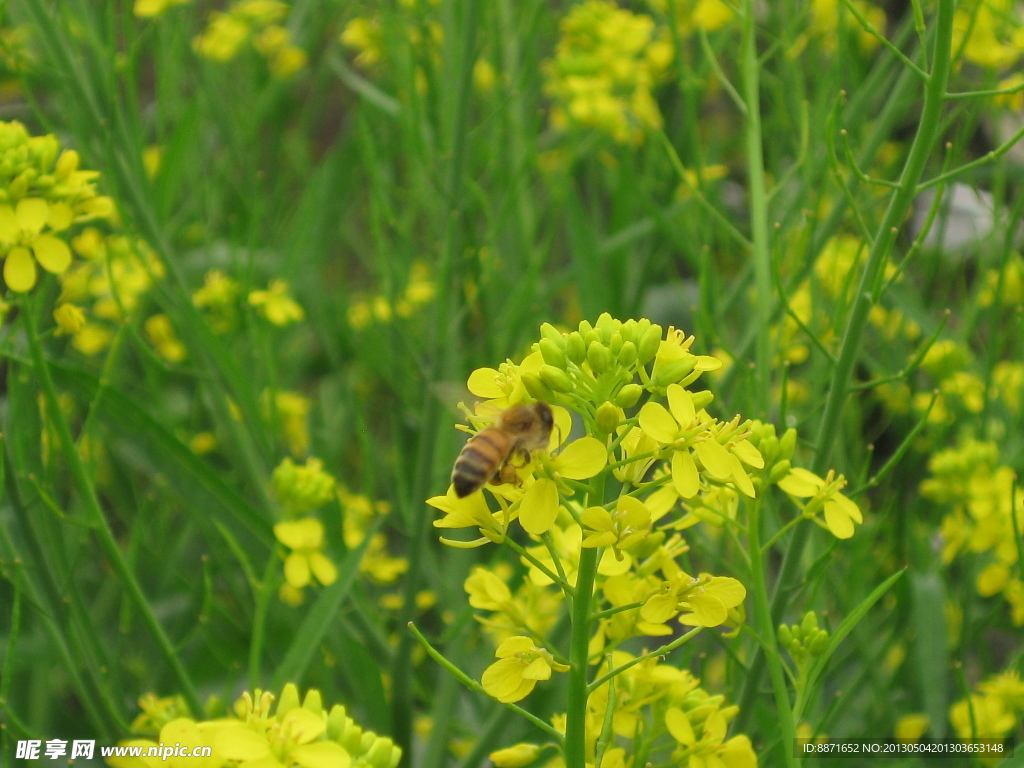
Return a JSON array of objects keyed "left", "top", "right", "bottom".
[
  {"left": 809, "top": 631, "right": 830, "bottom": 657},
  {"left": 621, "top": 318, "right": 638, "bottom": 345},
  {"left": 637, "top": 324, "right": 663, "bottom": 364},
  {"left": 596, "top": 402, "right": 621, "bottom": 434},
  {"left": 768, "top": 459, "right": 791, "bottom": 484},
  {"left": 615, "top": 383, "right": 643, "bottom": 408},
  {"left": 595, "top": 312, "right": 619, "bottom": 339},
  {"left": 540, "top": 364, "right": 574, "bottom": 393},
  {"left": 758, "top": 435, "right": 780, "bottom": 465},
  {"left": 565, "top": 332, "right": 587, "bottom": 364},
  {"left": 801, "top": 611, "right": 820, "bottom": 635},
  {"left": 578, "top": 319, "right": 594, "bottom": 336},
  {"left": 654, "top": 357, "right": 697, "bottom": 386},
  {"left": 584, "top": 329, "right": 601, "bottom": 348},
  {"left": 539, "top": 338, "right": 567, "bottom": 369},
  {"left": 609, "top": 333, "right": 623, "bottom": 357},
  {"left": 778, "top": 625, "right": 793, "bottom": 647},
  {"left": 618, "top": 341, "right": 637, "bottom": 367},
  {"left": 539, "top": 322, "right": 563, "bottom": 344},
  {"left": 587, "top": 341, "right": 612, "bottom": 374},
  {"left": 326, "top": 704, "right": 350, "bottom": 741},
  {"left": 779, "top": 428, "right": 798, "bottom": 460},
  {"left": 691, "top": 390, "right": 715, "bottom": 411},
  {"left": 522, "top": 371, "right": 555, "bottom": 401}
]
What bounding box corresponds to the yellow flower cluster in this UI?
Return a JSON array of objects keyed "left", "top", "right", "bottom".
[
  {"left": 261, "top": 389, "right": 312, "bottom": 458},
  {"left": 952, "top": 0, "right": 1024, "bottom": 70},
  {"left": 339, "top": 485, "right": 409, "bottom": 586},
  {"left": 249, "top": 279, "right": 304, "bottom": 326},
  {"left": 108, "top": 684, "right": 401, "bottom": 768},
  {"left": 56, "top": 230, "right": 165, "bottom": 355},
  {"left": 271, "top": 456, "right": 339, "bottom": 604},
  {"left": 194, "top": 0, "right": 307, "bottom": 79},
  {"left": 193, "top": 268, "right": 241, "bottom": 334},
  {"left": 950, "top": 670, "right": 1024, "bottom": 740},
  {"left": 490, "top": 652, "right": 756, "bottom": 768},
  {"left": 543, "top": 1, "right": 673, "bottom": 144},
  {"left": 425, "top": 315, "right": 861, "bottom": 768},
  {"left": 347, "top": 261, "right": 436, "bottom": 330},
  {"left": 922, "top": 438, "right": 1024, "bottom": 624},
  {"left": 0, "top": 121, "right": 115, "bottom": 293}
]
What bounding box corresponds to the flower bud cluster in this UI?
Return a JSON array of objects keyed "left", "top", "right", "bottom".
[{"left": 778, "top": 611, "right": 830, "bottom": 661}]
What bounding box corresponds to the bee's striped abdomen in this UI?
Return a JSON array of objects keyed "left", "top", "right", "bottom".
[{"left": 452, "top": 428, "right": 510, "bottom": 498}]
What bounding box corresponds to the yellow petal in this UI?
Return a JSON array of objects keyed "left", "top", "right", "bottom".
[
  {"left": 666, "top": 384, "right": 696, "bottom": 425},
  {"left": 672, "top": 450, "right": 700, "bottom": 498},
  {"left": 32, "top": 234, "right": 72, "bottom": 274},
  {"left": 274, "top": 518, "right": 324, "bottom": 549},
  {"left": 214, "top": 724, "right": 272, "bottom": 761},
  {"left": 706, "top": 576, "right": 746, "bottom": 608},
  {"left": 598, "top": 548, "right": 632, "bottom": 575},
  {"left": 832, "top": 492, "right": 863, "bottom": 523},
  {"left": 284, "top": 552, "right": 312, "bottom": 588},
  {"left": 482, "top": 658, "right": 528, "bottom": 700},
  {"left": 665, "top": 707, "right": 696, "bottom": 746},
  {"left": 290, "top": 741, "right": 352, "bottom": 768},
  {"left": 777, "top": 467, "right": 822, "bottom": 497},
  {"left": 467, "top": 367, "right": 505, "bottom": 398},
  {"left": 824, "top": 503, "right": 855, "bottom": 539},
  {"left": 556, "top": 437, "right": 607, "bottom": 479},
  {"left": 309, "top": 552, "right": 338, "bottom": 585},
  {"left": 703, "top": 711, "right": 728, "bottom": 742},
  {"left": 16, "top": 198, "right": 49, "bottom": 234},
  {"left": 519, "top": 478, "right": 559, "bottom": 535},
  {"left": 687, "top": 591, "right": 727, "bottom": 626},
  {"left": 4, "top": 246, "right": 37, "bottom": 292},
  {"left": 731, "top": 439, "right": 764, "bottom": 468},
  {"left": 730, "top": 456, "right": 756, "bottom": 498},
  {"left": 641, "top": 592, "right": 679, "bottom": 624},
  {"left": 521, "top": 657, "right": 553, "bottom": 681},
  {"left": 694, "top": 438, "right": 733, "bottom": 480},
  {"left": 0, "top": 205, "right": 20, "bottom": 241},
  {"left": 47, "top": 202, "right": 74, "bottom": 232},
  {"left": 639, "top": 401, "right": 679, "bottom": 444},
  {"left": 496, "top": 635, "right": 535, "bottom": 656}
]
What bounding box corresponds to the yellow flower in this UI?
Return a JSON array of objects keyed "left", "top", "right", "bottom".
[
  {"left": 665, "top": 706, "right": 757, "bottom": 768},
  {"left": 134, "top": 0, "right": 190, "bottom": 18},
  {"left": 580, "top": 496, "right": 651, "bottom": 555},
  {"left": 194, "top": 12, "right": 250, "bottom": 61},
  {"left": 0, "top": 198, "right": 73, "bottom": 292},
  {"left": 480, "top": 636, "right": 568, "bottom": 703},
  {"left": 641, "top": 570, "right": 747, "bottom": 628},
  {"left": 145, "top": 313, "right": 187, "bottom": 363},
  {"left": 778, "top": 467, "right": 863, "bottom": 539},
  {"left": 274, "top": 517, "right": 338, "bottom": 590},
  {"left": 271, "top": 456, "right": 336, "bottom": 515},
  {"left": 489, "top": 744, "right": 541, "bottom": 768},
  {"left": 53, "top": 303, "right": 85, "bottom": 335},
  {"left": 894, "top": 713, "right": 929, "bottom": 742},
  {"left": 249, "top": 279, "right": 304, "bottom": 325},
  {"left": 341, "top": 18, "right": 384, "bottom": 68}
]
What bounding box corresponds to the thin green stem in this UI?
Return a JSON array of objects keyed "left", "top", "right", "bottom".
[
  {"left": 22, "top": 298, "right": 201, "bottom": 715},
  {"left": 587, "top": 626, "right": 704, "bottom": 692}
]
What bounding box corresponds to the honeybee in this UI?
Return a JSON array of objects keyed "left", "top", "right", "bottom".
[{"left": 451, "top": 402, "right": 555, "bottom": 498}]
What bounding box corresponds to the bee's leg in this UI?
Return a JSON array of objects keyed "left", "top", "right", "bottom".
[{"left": 491, "top": 462, "right": 520, "bottom": 487}]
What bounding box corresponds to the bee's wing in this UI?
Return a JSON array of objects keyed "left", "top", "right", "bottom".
[{"left": 430, "top": 382, "right": 502, "bottom": 427}]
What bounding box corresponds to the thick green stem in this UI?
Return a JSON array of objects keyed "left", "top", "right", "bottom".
[
  {"left": 565, "top": 471, "right": 606, "bottom": 768},
  {"left": 741, "top": 0, "right": 773, "bottom": 417}
]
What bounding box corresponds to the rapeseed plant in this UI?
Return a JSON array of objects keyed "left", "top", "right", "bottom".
[
  {"left": 423, "top": 315, "right": 865, "bottom": 768},
  {"left": 108, "top": 684, "right": 402, "bottom": 768},
  {"left": 194, "top": 0, "right": 307, "bottom": 78}
]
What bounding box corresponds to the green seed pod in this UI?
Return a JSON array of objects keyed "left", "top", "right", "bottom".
[
  {"left": 618, "top": 341, "right": 637, "bottom": 368},
  {"left": 539, "top": 338, "right": 567, "bottom": 369},
  {"left": 654, "top": 357, "right": 697, "bottom": 387},
  {"left": 540, "top": 364, "right": 574, "bottom": 393},
  {"left": 637, "top": 324, "right": 663, "bottom": 364},
  {"left": 779, "top": 427, "right": 798, "bottom": 460},
  {"left": 615, "top": 383, "right": 643, "bottom": 408},
  {"left": 522, "top": 371, "right": 555, "bottom": 401},
  {"left": 768, "top": 459, "right": 792, "bottom": 484},
  {"left": 596, "top": 402, "right": 621, "bottom": 433},
  {"left": 587, "top": 341, "right": 612, "bottom": 374},
  {"left": 690, "top": 390, "right": 715, "bottom": 411},
  {"left": 539, "top": 322, "right": 563, "bottom": 344},
  {"left": 565, "top": 332, "right": 587, "bottom": 364}
]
